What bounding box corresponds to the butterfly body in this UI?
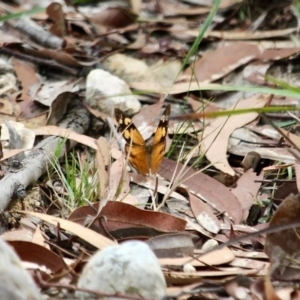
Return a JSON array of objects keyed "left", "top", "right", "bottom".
[{"left": 115, "top": 105, "right": 171, "bottom": 175}]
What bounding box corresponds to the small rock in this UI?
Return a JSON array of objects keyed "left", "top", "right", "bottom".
[
  {"left": 0, "top": 238, "right": 41, "bottom": 300},
  {"left": 85, "top": 69, "right": 141, "bottom": 115},
  {"left": 202, "top": 239, "right": 218, "bottom": 252},
  {"left": 76, "top": 240, "right": 167, "bottom": 299},
  {"left": 183, "top": 263, "right": 196, "bottom": 273}
]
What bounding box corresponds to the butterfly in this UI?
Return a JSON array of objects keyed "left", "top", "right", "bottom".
[{"left": 115, "top": 105, "right": 171, "bottom": 176}]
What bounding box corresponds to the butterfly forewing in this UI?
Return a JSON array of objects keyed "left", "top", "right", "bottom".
[
  {"left": 114, "top": 108, "right": 145, "bottom": 146},
  {"left": 115, "top": 105, "right": 171, "bottom": 176},
  {"left": 115, "top": 108, "right": 149, "bottom": 175},
  {"left": 150, "top": 105, "right": 171, "bottom": 174}
]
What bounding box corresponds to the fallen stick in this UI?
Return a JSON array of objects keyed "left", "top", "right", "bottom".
[{"left": 0, "top": 98, "right": 90, "bottom": 213}]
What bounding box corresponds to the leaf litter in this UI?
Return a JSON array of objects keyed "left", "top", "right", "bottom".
[{"left": 0, "top": 0, "right": 300, "bottom": 299}]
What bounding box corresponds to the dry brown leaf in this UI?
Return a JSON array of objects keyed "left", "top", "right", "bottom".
[
  {"left": 46, "top": 2, "right": 66, "bottom": 37},
  {"left": 130, "top": 0, "right": 142, "bottom": 14},
  {"left": 89, "top": 7, "right": 135, "bottom": 28},
  {"left": 280, "top": 128, "right": 300, "bottom": 147},
  {"left": 17, "top": 211, "right": 116, "bottom": 249},
  {"left": 228, "top": 144, "right": 294, "bottom": 165},
  {"left": 265, "top": 275, "right": 281, "bottom": 300},
  {"left": 229, "top": 257, "right": 269, "bottom": 276},
  {"left": 1, "top": 227, "right": 33, "bottom": 242},
  {"left": 130, "top": 173, "right": 186, "bottom": 202},
  {"left": 295, "top": 160, "right": 300, "bottom": 194},
  {"left": 232, "top": 249, "right": 268, "bottom": 259},
  {"left": 8, "top": 240, "right": 66, "bottom": 273},
  {"left": 35, "top": 79, "right": 79, "bottom": 107},
  {"left": 108, "top": 155, "right": 134, "bottom": 203},
  {"left": 274, "top": 181, "right": 298, "bottom": 201},
  {"left": 129, "top": 81, "right": 215, "bottom": 94},
  {"left": 31, "top": 226, "right": 49, "bottom": 249},
  {"left": 184, "top": 28, "right": 298, "bottom": 39},
  {"left": 265, "top": 194, "right": 300, "bottom": 280},
  {"left": 164, "top": 268, "right": 258, "bottom": 284},
  {"left": 47, "top": 91, "right": 73, "bottom": 125},
  {"left": 69, "top": 201, "right": 187, "bottom": 239},
  {"left": 159, "top": 1, "right": 210, "bottom": 16},
  {"left": 148, "top": 233, "right": 194, "bottom": 258},
  {"left": 188, "top": 190, "right": 221, "bottom": 234},
  {"left": 224, "top": 279, "right": 250, "bottom": 300},
  {"left": 183, "top": 43, "right": 261, "bottom": 83},
  {"left": 13, "top": 58, "right": 39, "bottom": 104},
  {"left": 0, "top": 149, "right": 26, "bottom": 161},
  {"left": 33, "top": 126, "right": 97, "bottom": 149},
  {"left": 159, "top": 158, "right": 243, "bottom": 223},
  {"left": 231, "top": 169, "right": 263, "bottom": 220},
  {"left": 159, "top": 247, "right": 234, "bottom": 267},
  {"left": 243, "top": 62, "right": 271, "bottom": 85},
  {"left": 199, "top": 94, "right": 270, "bottom": 175}
]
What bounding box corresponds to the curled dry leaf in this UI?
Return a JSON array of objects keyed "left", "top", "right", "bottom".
[
  {"left": 47, "top": 91, "right": 72, "bottom": 125},
  {"left": 69, "top": 201, "right": 186, "bottom": 240},
  {"left": 34, "top": 79, "right": 79, "bottom": 107},
  {"left": 8, "top": 240, "right": 65, "bottom": 273},
  {"left": 199, "top": 94, "right": 270, "bottom": 175},
  {"left": 46, "top": 2, "right": 66, "bottom": 38}
]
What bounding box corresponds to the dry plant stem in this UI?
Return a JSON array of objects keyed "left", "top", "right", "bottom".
[{"left": 0, "top": 99, "right": 90, "bottom": 212}]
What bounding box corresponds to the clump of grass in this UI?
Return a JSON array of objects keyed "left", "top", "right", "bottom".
[{"left": 47, "top": 139, "right": 99, "bottom": 214}]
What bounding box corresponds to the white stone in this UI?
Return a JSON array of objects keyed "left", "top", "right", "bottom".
[
  {"left": 76, "top": 240, "right": 166, "bottom": 299},
  {"left": 85, "top": 69, "right": 141, "bottom": 115},
  {"left": 183, "top": 263, "right": 196, "bottom": 273},
  {"left": 202, "top": 239, "right": 218, "bottom": 252},
  {"left": 0, "top": 238, "right": 40, "bottom": 300}
]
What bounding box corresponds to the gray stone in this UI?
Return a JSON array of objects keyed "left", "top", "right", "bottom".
[
  {"left": 0, "top": 238, "right": 40, "bottom": 300},
  {"left": 76, "top": 240, "right": 166, "bottom": 299},
  {"left": 85, "top": 69, "right": 141, "bottom": 116}
]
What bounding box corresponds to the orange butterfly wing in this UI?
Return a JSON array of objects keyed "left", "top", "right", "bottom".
[
  {"left": 150, "top": 105, "right": 171, "bottom": 174},
  {"left": 115, "top": 108, "right": 149, "bottom": 175},
  {"left": 115, "top": 105, "right": 171, "bottom": 176}
]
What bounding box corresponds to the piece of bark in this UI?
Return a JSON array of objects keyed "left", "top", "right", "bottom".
[{"left": 0, "top": 97, "right": 90, "bottom": 212}]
